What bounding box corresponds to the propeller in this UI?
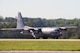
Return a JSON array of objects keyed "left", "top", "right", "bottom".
[{"left": 30, "top": 30, "right": 36, "bottom": 39}]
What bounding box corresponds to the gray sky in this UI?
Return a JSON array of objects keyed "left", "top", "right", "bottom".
[{"left": 0, "top": 0, "right": 80, "bottom": 19}]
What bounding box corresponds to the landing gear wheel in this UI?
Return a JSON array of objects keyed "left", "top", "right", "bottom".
[
  {"left": 55, "top": 37, "right": 59, "bottom": 39},
  {"left": 36, "top": 36, "right": 40, "bottom": 39},
  {"left": 42, "top": 36, "right": 48, "bottom": 39}
]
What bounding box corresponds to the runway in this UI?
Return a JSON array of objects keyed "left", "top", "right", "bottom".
[
  {"left": 0, "top": 51, "right": 80, "bottom": 53},
  {"left": 0, "top": 39, "right": 80, "bottom": 41}
]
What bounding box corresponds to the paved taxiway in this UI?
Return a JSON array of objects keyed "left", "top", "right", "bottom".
[{"left": 0, "top": 51, "right": 80, "bottom": 53}]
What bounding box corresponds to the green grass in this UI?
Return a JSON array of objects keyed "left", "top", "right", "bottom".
[{"left": 0, "top": 41, "right": 80, "bottom": 51}]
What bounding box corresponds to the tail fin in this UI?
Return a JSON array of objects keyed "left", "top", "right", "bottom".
[{"left": 17, "top": 12, "right": 24, "bottom": 29}]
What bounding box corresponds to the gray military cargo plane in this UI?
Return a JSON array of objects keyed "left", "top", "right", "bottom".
[{"left": 1, "top": 12, "right": 78, "bottom": 39}]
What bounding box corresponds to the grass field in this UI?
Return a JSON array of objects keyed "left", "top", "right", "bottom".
[{"left": 0, "top": 40, "right": 80, "bottom": 51}]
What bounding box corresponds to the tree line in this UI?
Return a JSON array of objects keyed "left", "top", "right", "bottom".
[{"left": 0, "top": 16, "right": 80, "bottom": 39}]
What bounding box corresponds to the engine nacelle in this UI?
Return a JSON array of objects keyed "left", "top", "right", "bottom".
[
  {"left": 20, "top": 30, "right": 31, "bottom": 35},
  {"left": 20, "top": 28, "right": 42, "bottom": 34},
  {"left": 59, "top": 27, "right": 67, "bottom": 30}
]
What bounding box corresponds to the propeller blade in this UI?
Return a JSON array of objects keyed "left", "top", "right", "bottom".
[{"left": 30, "top": 30, "right": 36, "bottom": 39}]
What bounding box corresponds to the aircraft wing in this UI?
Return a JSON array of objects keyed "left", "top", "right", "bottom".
[
  {"left": 58, "top": 26, "right": 78, "bottom": 30},
  {"left": 61, "top": 26, "right": 78, "bottom": 28},
  {"left": 60, "top": 26, "right": 78, "bottom": 29},
  {"left": 36, "top": 26, "right": 78, "bottom": 29}
]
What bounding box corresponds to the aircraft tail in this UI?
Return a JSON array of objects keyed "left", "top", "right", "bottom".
[{"left": 17, "top": 12, "right": 24, "bottom": 29}]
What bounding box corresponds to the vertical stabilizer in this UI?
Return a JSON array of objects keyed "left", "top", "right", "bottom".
[{"left": 17, "top": 12, "right": 24, "bottom": 29}]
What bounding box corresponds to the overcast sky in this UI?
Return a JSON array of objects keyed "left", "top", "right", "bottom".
[{"left": 0, "top": 0, "right": 80, "bottom": 19}]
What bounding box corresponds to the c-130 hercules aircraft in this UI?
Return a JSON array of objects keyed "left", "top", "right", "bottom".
[{"left": 1, "top": 12, "right": 78, "bottom": 39}]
